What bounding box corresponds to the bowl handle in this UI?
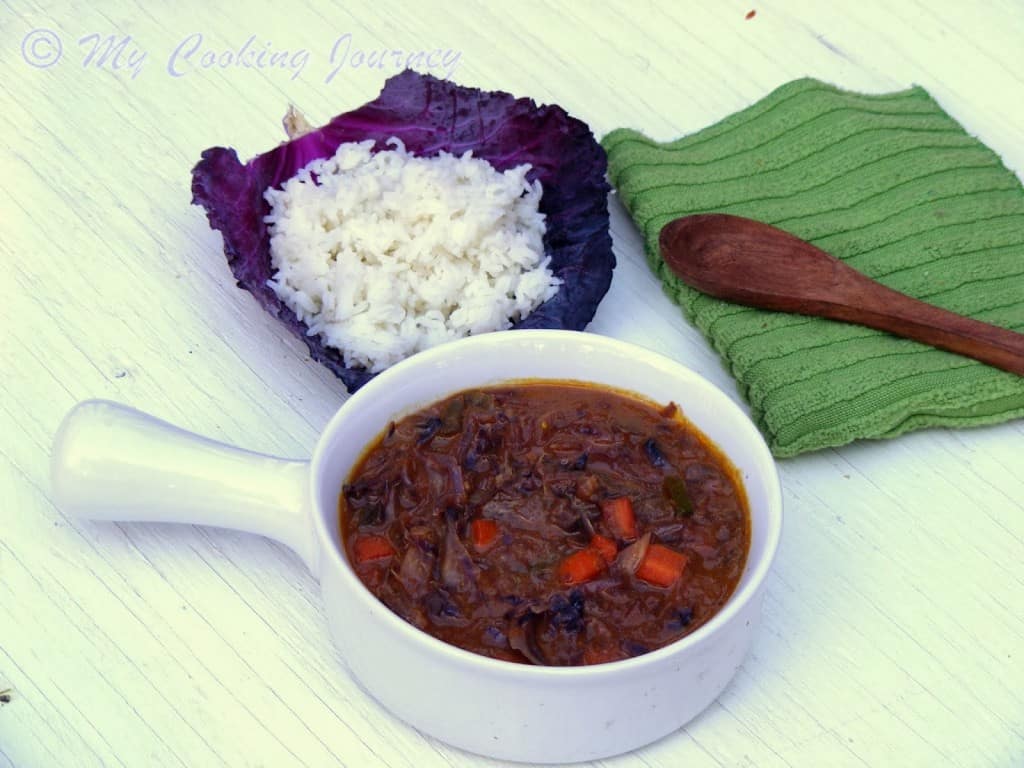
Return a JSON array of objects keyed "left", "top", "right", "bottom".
[{"left": 51, "top": 400, "right": 318, "bottom": 573}]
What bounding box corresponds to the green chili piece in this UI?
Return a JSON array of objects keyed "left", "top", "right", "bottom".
[
  {"left": 663, "top": 476, "right": 694, "bottom": 517},
  {"left": 439, "top": 396, "right": 466, "bottom": 436}
]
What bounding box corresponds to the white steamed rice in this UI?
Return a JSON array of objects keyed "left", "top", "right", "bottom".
[{"left": 263, "top": 138, "right": 559, "bottom": 373}]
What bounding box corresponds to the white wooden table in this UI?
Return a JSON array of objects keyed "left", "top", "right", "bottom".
[{"left": 3, "top": 1, "right": 1022, "bottom": 766}]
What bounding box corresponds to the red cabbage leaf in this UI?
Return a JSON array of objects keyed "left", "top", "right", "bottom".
[{"left": 191, "top": 70, "right": 613, "bottom": 392}]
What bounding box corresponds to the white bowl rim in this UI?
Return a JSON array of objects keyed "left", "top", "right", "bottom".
[{"left": 310, "top": 329, "right": 783, "bottom": 679}]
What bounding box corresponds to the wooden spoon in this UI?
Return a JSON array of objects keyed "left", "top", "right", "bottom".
[{"left": 659, "top": 214, "right": 1024, "bottom": 376}]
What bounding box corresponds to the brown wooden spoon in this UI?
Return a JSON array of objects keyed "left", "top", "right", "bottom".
[{"left": 659, "top": 213, "right": 1024, "bottom": 376}]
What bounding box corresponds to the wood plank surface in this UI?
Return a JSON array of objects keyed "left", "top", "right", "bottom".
[{"left": 2, "top": 1, "right": 1022, "bottom": 766}]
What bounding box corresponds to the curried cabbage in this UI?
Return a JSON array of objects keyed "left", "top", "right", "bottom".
[{"left": 191, "top": 70, "right": 614, "bottom": 392}]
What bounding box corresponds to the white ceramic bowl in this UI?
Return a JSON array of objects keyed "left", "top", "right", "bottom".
[{"left": 51, "top": 330, "right": 783, "bottom": 763}]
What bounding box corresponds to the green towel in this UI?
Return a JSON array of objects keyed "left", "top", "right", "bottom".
[{"left": 603, "top": 78, "right": 1024, "bottom": 457}]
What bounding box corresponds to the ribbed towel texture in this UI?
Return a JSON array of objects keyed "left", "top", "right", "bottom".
[{"left": 603, "top": 78, "right": 1024, "bottom": 457}]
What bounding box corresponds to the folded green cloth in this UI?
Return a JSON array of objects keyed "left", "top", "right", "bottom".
[{"left": 603, "top": 78, "right": 1024, "bottom": 457}]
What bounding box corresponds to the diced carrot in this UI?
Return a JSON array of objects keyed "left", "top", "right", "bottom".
[
  {"left": 353, "top": 535, "right": 395, "bottom": 564},
  {"left": 470, "top": 518, "right": 499, "bottom": 549},
  {"left": 635, "top": 544, "right": 688, "bottom": 587},
  {"left": 557, "top": 549, "right": 606, "bottom": 585},
  {"left": 601, "top": 497, "right": 637, "bottom": 540},
  {"left": 590, "top": 534, "right": 618, "bottom": 565}
]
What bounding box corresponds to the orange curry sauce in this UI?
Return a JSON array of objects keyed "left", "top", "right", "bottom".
[{"left": 340, "top": 382, "right": 750, "bottom": 666}]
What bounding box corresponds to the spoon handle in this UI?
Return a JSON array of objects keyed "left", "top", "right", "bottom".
[{"left": 827, "top": 277, "right": 1024, "bottom": 376}]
